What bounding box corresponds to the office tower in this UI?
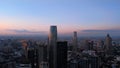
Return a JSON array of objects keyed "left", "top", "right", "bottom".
[
  {"left": 105, "top": 34, "right": 112, "bottom": 54},
  {"left": 48, "top": 26, "right": 57, "bottom": 68},
  {"left": 27, "top": 42, "right": 39, "bottom": 68},
  {"left": 28, "top": 49, "right": 36, "bottom": 68},
  {"left": 36, "top": 42, "right": 48, "bottom": 68},
  {"left": 57, "top": 41, "right": 67, "bottom": 68},
  {"left": 73, "top": 31, "right": 78, "bottom": 52}
]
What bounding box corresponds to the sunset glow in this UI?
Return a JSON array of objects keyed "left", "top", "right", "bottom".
[{"left": 0, "top": 0, "right": 120, "bottom": 36}]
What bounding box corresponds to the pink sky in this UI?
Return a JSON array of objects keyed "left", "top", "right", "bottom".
[{"left": 0, "top": 18, "right": 119, "bottom": 36}]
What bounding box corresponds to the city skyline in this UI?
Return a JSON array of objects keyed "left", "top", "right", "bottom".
[{"left": 0, "top": 0, "right": 120, "bottom": 36}]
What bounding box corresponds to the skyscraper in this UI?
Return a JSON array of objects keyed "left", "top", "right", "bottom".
[
  {"left": 36, "top": 43, "right": 47, "bottom": 68},
  {"left": 105, "top": 34, "right": 112, "bottom": 54},
  {"left": 57, "top": 41, "right": 67, "bottom": 68},
  {"left": 48, "top": 26, "right": 57, "bottom": 68},
  {"left": 73, "top": 31, "right": 78, "bottom": 52}
]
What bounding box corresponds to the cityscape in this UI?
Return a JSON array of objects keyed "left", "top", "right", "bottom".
[
  {"left": 0, "top": 0, "right": 120, "bottom": 68},
  {"left": 0, "top": 25, "right": 120, "bottom": 68}
]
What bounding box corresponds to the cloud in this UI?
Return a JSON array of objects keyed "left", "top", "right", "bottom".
[
  {"left": 81, "top": 29, "right": 120, "bottom": 33},
  {"left": 79, "top": 29, "right": 120, "bottom": 37},
  {"left": 6, "top": 29, "right": 47, "bottom": 34}
]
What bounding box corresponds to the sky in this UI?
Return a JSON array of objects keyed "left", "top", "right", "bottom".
[{"left": 0, "top": 0, "right": 120, "bottom": 37}]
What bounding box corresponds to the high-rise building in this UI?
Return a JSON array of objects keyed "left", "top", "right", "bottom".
[
  {"left": 57, "top": 41, "right": 67, "bottom": 68},
  {"left": 36, "top": 42, "right": 48, "bottom": 68},
  {"left": 73, "top": 31, "right": 78, "bottom": 52},
  {"left": 48, "top": 26, "right": 57, "bottom": 68},
  {"left": 28, "top": 48, "right": 36, "bottom": 68},
  {"left": 105, "top": 34, "right": 112, "bottom": 54}
]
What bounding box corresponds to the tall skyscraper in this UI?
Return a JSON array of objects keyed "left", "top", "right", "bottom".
[
  {"left": 48, "top": 26, "right": 57, "bottom": 68},
  {"left": 105, "top": 34, "right": 112, "bottom": 54},
  {"left": 73, "top": 31, "right": 78, "bottom": 52},
  {"left": 57, "top": 41, "right": 67, "bottom": 68}
]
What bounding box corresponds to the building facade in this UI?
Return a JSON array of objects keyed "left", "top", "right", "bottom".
[{"left": 48, "top": 26, "right": 57, "bottom": 68}]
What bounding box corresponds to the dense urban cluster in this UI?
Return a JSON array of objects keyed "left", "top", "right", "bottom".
[{"left": 0, "top": 26, "right": 120, "bottom": 68}]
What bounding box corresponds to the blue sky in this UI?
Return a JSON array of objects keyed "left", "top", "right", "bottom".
[{"left": 0, "top": 0, "right": 120, "bottom": 36}]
